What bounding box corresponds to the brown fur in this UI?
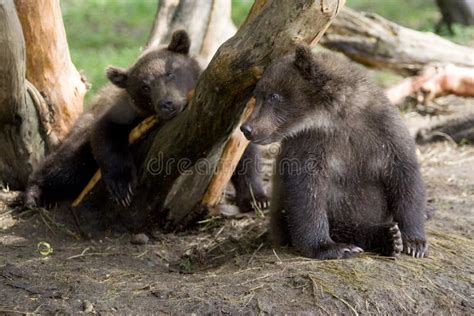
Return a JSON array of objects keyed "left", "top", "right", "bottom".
[
  {"left": 242, "top": 46, "right": 428, "bottom": 259},
  {"left": 25, "top": 30, "right": 200, "bottom": 207}
]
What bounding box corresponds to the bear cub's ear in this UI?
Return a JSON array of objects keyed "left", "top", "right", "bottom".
[
  {"left": 106, "top": 66, "right": 128, "bottom": 88},
  {"left": 168, "top": 30, "right": 191, "bottom": 54},
  {"left": 294, "top": 44, "right": 314, "bottom": 79}
]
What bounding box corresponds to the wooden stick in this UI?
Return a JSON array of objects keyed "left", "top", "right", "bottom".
[
  {"left": 72, "top": 116, "right": 159, "bottom": 207},
  {"left": 201, "top": 98, "right": 256, "bottom": 215}
]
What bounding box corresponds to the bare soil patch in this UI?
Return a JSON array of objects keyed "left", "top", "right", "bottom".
[{"left": 1, "top": 108, "right": 473, "bottom": 314}]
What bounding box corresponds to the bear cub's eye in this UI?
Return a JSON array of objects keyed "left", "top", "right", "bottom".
[
  {"left": 269, "top": 93, "right": 281, "bottom": 103},
  {"left": 141, "top": 84, "right": 150, "bottom": 93},
  {"left": 166, "top": 72, "right": 175, "bottom": 81}
]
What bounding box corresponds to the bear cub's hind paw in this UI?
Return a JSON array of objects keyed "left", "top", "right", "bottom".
[
  {"left": 307, "top": 242, "right": 364, "bottom": 260},
  {"left": 379, "top": 222, "right": 403, "bottom": 257}
]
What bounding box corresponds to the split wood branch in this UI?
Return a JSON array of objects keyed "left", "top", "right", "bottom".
[{"left": 385, "top": 65, "right": 474, "bottom": 106}]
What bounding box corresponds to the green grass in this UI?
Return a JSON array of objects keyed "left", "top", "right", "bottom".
[
  {"left": 349, "top": 0, "right": 439, "bottom": 31},
  {"left": 61, "top": 0, "right": 473, "bottom": 104},
  {"left": 232, "top": 0, "right": 253, "bottom": 26},
  {"left": 349, "top": 0, "right": 474, "bottom": 46},
  {"left": 61, "top": 0, "right": 156, "bottom": 103}
]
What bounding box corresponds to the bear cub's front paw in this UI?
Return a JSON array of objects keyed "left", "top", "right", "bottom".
[
  {"left": 402, "top": 234, "right": 428, "bottom": 258},
  {"left": 103, "top": 167, "right": 137, "bottom": 207}
]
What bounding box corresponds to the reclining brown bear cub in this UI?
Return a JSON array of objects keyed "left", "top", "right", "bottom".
[
  {"left": 25, "top": 30, "right": 267, "bottom": 211},
  {"left": 241, "top": 45, "right": 428, "bottom": 259}
]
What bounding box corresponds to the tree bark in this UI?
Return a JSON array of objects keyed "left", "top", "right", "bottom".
[
  {"left": 91, "top": 0, "right": 345, "bottom": 231},
  {"left": 321, "top": 7, "right": 474, "bottom": 76},
  {"left": 145, "top": 0, "right": 237, "bottom": 67},
  {"left": 0, "top": 1, "right": 46, "bottom": 189},
  {"left": 14, "top": 0, "right": 88, "bottom": 148}
]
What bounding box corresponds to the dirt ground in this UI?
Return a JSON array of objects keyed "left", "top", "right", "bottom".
[{"left": 1, "top": 99, "right": 473, "bottom": 314}]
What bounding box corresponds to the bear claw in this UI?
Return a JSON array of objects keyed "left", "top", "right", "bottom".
[
  {"left": 107, "top": 180, "right": 134, "bottom": 207},
  {"left": 308, "top": 243, "right": 364, "bottom": 260},
  {"left": 252, "top": 198, "right": 270, "bottom": 212},
  {"left": 390, "top": 223, "right": 403, "bottom": 256},
  {"left": 403, "top": 234, "right": 428, "bottom": 258}
]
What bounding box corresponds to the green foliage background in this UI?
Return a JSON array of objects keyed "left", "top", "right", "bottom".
[{"left": 60, "top": 0, "right": 473, "bottom": 104}]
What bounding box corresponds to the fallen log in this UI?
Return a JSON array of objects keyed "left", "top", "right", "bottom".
[
  {"left": 322, "top": 7, "right": 474, "bottom": 76},
  {"left": 416, "top": 113, "right": 474, "bottom": 145}
]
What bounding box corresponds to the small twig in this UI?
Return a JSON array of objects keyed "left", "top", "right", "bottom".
[
  {"left": 0, "top": 309, "right": 30, "bottom": 315},
  {"left": 35, "top": 207, "right": 81, "bottom": 240},
  {"left": 310, "top": 277, "right": 331, "bottom": 315},
  {"left": 248, "top": 183, "right": 265, "bottom": 218},
  {"left": 0, "top": 209, "right": 15, "bottom": 219},
  {"left": 66, "top": 247, "right": 91, "bottom": 260},
  {"left": 272, "top": 248, "right": 283, "bottom": 264},
  {"left": 134, "top": 250, "right": 149, "bottom": 258},
  {"left": 247, "top": 242, "right": 264, "bottom": 266},
  {"left": 238, "top": 273, "right": 272, "bottom": 286},
  {"left": 308, "top": 274, "right": 359, "bottom": 316},
  {"left": 67, "top": 206, "right": 86, "bottom": 238}
]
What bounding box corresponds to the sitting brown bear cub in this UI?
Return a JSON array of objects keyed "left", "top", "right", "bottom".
[
  {"left": 25, "top": 30, "right": 267, "bottom": 212},
  {"left": 241, "top": 46, "right": 428, "bottom": 259}
]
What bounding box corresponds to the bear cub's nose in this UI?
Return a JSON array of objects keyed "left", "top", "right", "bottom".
[
  {"left": 159, "top": 100, "right": 175, "bottom": 113},
  {"left": 240, "top": 124, "right": 253, "bottom": 140}
]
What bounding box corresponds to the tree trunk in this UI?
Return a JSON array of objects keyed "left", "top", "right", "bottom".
[
  {"left": 14, "top": 0, "right": 88, "bottom": 148},
  {"left": 81, "top": 0, "right": 345, "bottom": 231},
  {"left": 321, "top": 7, "right": 474, "bottom": 76},
  {"left": 138, "top": 0, "right": 249, "bottom": 218},
  {"left": 0, "top": 0, "right": 87, "bottom": 190},
  {"left": 0, "top": 1, "right": 46, "bottom": 189},
  {"left": 145, "top": 0, "right": 237, "bottom": 67}
]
